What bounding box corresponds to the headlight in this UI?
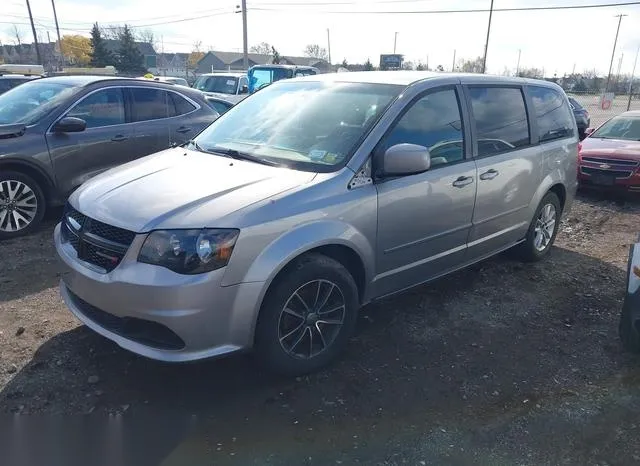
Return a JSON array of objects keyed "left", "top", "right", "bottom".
[{"left": 138, "top": 229, "right": 239, "bottom": 274}]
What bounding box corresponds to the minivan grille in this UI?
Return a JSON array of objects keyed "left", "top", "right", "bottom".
[{"left": 61, "top": 204, "right": 136, "bottom": 273}]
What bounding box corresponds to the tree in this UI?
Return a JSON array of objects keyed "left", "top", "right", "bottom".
[
  {"left": 250, "top": 42, "right": 272, "bottom": 55},
  {"left": 402, "top": 60, "right": 415, "bottom": 70},
  {"left": 457, "top": 56, "right": 483, "bottom": 73},
  {"left": 363, "top": 58, "right": 374, "bottom": 71},
  {"left": 436, "top": 64, "right": 444, "bottom": 72},
  {"left": 517, "top": 67, "right": 543, "bottom": 79},
  {"left": 341, "top": 58, "right": 348, "bottom": 68},
  {"left": 188, "top": 40, "right": 204, "bottom": 71},
  {"left": 116, "top": 25, "right": 145, "bottom": 73},
  {"left": 138, "top": 29, "right": 156, "bottom": 49},
  {"left": 89, "top": 23, "right": 114, "bottom": 67},
  {"left": 9, "top": 25, "right": 23, "bottom": 46},
  {"left": 271, "top": 46, "right": 281, "bottom": 64},
  {"left": 303, "top": 44, "right": 327, "bottom": 60},
  {"left": 60, "top": 35, "right": 91, "bottom": 66}
]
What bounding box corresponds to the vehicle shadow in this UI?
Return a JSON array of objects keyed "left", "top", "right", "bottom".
[
  {"left": 0, "top": 207, "right": 62, "bottom": 304},
  {"left": 2, "top": 246, "right": 639, "bottom": 464}
]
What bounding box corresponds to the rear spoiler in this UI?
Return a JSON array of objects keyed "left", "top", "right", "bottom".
[{"left": 0, "top": 124, "right": 26, "bottom": 139}]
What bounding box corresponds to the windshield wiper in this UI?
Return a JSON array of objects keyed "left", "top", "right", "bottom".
[{"left": 208, "top": 146, "right": 280, "bottom": 166}]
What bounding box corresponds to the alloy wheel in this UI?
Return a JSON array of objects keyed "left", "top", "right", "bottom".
[
  {"left": 278, "top": 279, "right": 346, "bottom": 360},
  {"left": 0, "top": 180, "right": 38, "bottom": 233},
  {"left": 533, "top": 203, "right": 556, "bottom": 252}
]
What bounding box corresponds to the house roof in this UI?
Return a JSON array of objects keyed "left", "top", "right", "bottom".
[
  {"left": 104, "top": 39, "right": 156, "bottom": 56},
  {"left": 201, "top": 50, "right": 272, "bottom": 66},
  {"left": 283, "top": 56, "right": 329, "bottom": 67}
]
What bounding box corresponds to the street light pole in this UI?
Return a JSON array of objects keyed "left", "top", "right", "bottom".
[
  {"left": 452, "top": 49, "right": 456, "bottom": 72},
  {"left": 51, "top": 0, "right": 62, "bottom": 70},
  {"left": 481, "top": 0, "right": 494, "bottom": 73},
  {"left": 516, "top": 49, "right": 521, "bottom": 76},
  {"left": 606, "top": 14, "right": 626, "bottom": 92},
  {"left": 25, "top": 0, "right": 42, "bottom": 65},
  {"left": 241, "top": 0, "right": 248, "bottom": 70},
  {"left": 393, "top": 32, "right": 398, "bottom": 54},
  {"left": 327, "top": 28, "right": 332, "bottom": 65}
]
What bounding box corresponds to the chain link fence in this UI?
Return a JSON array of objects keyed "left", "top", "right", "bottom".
[{"left": 566, "top": 91, "right": 640, "bottom": 128}]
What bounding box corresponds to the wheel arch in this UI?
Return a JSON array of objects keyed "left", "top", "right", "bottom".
[{"left": 0, "top": 159, "right": 58, "bottom": 205}]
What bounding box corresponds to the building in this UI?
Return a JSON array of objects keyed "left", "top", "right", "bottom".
[
  {"left": 150, "top": 52, "right": 190, "bottom": 77},
  {"left": 195, "top": 51, "right": 331, "bottom": 73}
]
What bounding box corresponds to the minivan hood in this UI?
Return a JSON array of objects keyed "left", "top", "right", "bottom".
[{"left": 71, "top": 147, "right": 316, "bottom": 232}]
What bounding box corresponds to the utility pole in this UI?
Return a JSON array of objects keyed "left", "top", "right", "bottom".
[
  {"left": 606, "top": 14, "right": 626, "bottom": 92},
  {"left": 51, "top": 0, "right": 62, "bottom": 70},
  {"left": 628, "top": 45, "right": 639, "bottom": 111},
  {"left": 241, "top": 0, "right": 248, "bottom": 70},
  {"left": 327, "top": 28, "right": 331, "bottom": 65},
  {"left": 615, "top": 52, "right": 624, "bottom": 90},
  {"left": 516, "top": 49, "right": 521, "bottom": 76},
  {"left": 393, "top": 32, "right": 398, "bottom": 54},
  {"left": 25, "top": 0, "right": 42, "bottom": 65},
  {"left": 481, "top": 0, "right": 494, "bottom": 74},
  {"left": 452, "top": 49, "right": 456, "bottom": 72}
]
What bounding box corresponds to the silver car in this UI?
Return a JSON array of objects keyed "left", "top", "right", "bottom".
[{"left": 55, "top": 72, "right": 578, "bottom": 375}]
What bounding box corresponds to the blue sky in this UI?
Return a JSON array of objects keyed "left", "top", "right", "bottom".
[{"left": 3, "top": 0, "right": 640, "bottom": 76}]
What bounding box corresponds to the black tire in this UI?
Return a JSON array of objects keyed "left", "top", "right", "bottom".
[
  {"left": 255, "top": 254, "right": 359, "bottom": 376},
  {"left": 620, "top": 305, "right": 640, "bottom": 353},
  {"left": 0, "top": 171, "right": 46, "bottom": 240},
  {"left": 515, "top": 191, "right": 561, "bottom": 262}
]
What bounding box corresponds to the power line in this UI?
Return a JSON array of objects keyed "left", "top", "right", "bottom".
[{"left": 250, "top": 1, "right": 640, "bottom": 14}]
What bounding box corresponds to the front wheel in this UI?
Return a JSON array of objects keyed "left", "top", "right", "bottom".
[
  {"left": 255, "top": 254, "right": 359, "bottom": 376},
  {"left": 515, "top": 192, "right": 561, "bottom": 262},
  {"left": 0, "top": 171, "right": 46, "bottom": 240}
]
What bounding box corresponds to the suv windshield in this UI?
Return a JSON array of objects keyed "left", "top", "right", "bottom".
[
  {"left": 193, "top": 75, "right": 238, "bottom": 94},
  {"left": 248, "top": 68, "right": 294, "bottom": 92},
  {"left": 194, "top": 81, "right": 401, "bottom": 172},
  {"left": 0, "top": 80, "right": 79, "bottom": 125},
  {"left": 592, "top": 116, "right": 640, "bottom": 141}
]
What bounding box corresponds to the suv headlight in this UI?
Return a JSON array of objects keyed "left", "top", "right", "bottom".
[{"left": 138, "top": 229, "right": 239, "bottom": 274}]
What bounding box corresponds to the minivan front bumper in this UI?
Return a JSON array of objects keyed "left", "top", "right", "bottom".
[{"left": 54, "top": 223, "right": 264, "bottom": 362}]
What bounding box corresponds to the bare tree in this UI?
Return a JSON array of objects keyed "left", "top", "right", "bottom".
[
  {"left": 457, "top": 57, "right": 484, "bottom": 73},
  {"left": 402, "top": 60, "right": 415, "bottom": 70},
  {"left": 101, "top": 24, "right": 126, "bottom": 40},
  {"left": 9, "top": 24, "right": 24, "bottom": 46},
  {"left": 303, "top": 44, "right": 327, "bottom": 60},
  {"left": 517, "top": 67, "right": 543, "bottom": 79},
  {"left": 250, "top": 42, "right": 272, "bottom": 55},
  {"left": 138, "top": 29, "right": 157, "bottom": 50}
]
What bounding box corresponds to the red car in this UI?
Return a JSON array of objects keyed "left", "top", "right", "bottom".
[{"left": 578, "top": 111, "right": 640, "bottom": 191}]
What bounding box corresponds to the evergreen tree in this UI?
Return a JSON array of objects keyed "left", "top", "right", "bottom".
[
  {"left": 271, "top": 46, "right": 281, "bottom": 64},
  {"left": 363, "top": 58, "right": 374, "bottom": 71},
  {"left": 116, "top": 25, "right": 146, "bottom": 73},
  {"left": 89, "top": 23, "right": 113, "bottom": 67}
]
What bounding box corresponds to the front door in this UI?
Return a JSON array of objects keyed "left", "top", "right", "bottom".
[
  {"left": 464, "top": 85, "right": 542, "bottom": 258},
  {"left": 373, "top": 87, "right": 477, "bottom": 298},
  {"left": 47, "top": 87, "right": 134, "bottom": 196}
]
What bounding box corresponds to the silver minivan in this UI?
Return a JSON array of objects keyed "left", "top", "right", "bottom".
[{"left": 55, "top": 72, "right": 578, "bottom": 375}]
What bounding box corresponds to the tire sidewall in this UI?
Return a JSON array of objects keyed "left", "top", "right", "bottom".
[
  {"left": 255, "top": 254, "right": 359, "bottom": 375},
  {"left": 0, "top": 171, "right": 46, "bottom": 240},
  {"left": 523, "top": 192, "right": 561, "bottom": 261}
]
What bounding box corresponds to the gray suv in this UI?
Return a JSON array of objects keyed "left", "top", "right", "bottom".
[
  {"left": 0, "top": 76, "right": 218, "bottom": 238},
  {"left": 55, "top": 72, "right": 578, "bottom": 375}
]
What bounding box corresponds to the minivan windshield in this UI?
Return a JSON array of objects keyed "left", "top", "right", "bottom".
[
  {"left": 193, "top": 81, "right": 401, "bottom": 171},
  {"left": 248, "top": 68, "right": 294, "bottom": 93},
  {"left": 193, "top": 75, "right": 239, "bottom": 94},
  {"left": 0, "top": 80, "right": 79, "bottom": 125},
  {"left": 592, "top": 115, "right": 640, "bottom": 141}
]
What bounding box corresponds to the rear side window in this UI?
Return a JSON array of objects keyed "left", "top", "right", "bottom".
[
  {"left": 468, "top": 87, "right": 530, "bottom": 157},
  {"left": 67, "top": 88, "right": 125, "bottom": 128},
  {"left": 206, "top": 98, "right": 231, "bottom": 115},
  {"left": 130, "top": 88, "right": 171, "bottom": 122},
  {"left": 169, "top": 92, "right": 197, "bottom": 116},
  {"left": 529, "top": 86, "right": 575, "bottom": 142}
]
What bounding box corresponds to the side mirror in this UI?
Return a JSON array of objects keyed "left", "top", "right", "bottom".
[
  {"left": 53, "top": 117, "right": 86, "bottom": 133},
  {"left": 239, "top": 84, "right": 249, "bottom": 94},
  {"left": 584, "top": 127, "right": 595, "bottom": 137},
  {"left": 382, "top": 143, "right": 431, "bottom": 176}
]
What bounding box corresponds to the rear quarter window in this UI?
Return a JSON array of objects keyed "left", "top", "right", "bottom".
[{"left": 529, "top": 86, "right": 575, "bottom": 142}]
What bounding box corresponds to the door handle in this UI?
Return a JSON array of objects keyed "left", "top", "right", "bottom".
[
  {"left": 452, "top": 176, "right": 474, "bottom": 188},
  {"left": 479, "top": 169, "right": 499, "bottom": 180},
  {"left": 111, "top": 135, "right": 128, "bottom": 142},
  {"left": 176, "top": 126, "right": 192, "bottom": 134}
]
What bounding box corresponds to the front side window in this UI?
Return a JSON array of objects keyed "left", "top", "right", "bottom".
[
  {"left": 382, "top": 89, "right": 465, "bottom": 168},
  {"left": 130, "top": 88, "right": 170, "bottom": 122},
  {"left": 530, "top": 86, "right": 574, "bottom": 142},
  {"left": 67, "top": 88, "right": 125, "bottom": 128},
  {"left": 194, "top": 81, "right": 401, "bottom": 172},
  {"left": 468, "top": 87, "right": 530, "bottom": 157},
  {"left": 592, "top": 116, "right": 640, "bottom": 141}
]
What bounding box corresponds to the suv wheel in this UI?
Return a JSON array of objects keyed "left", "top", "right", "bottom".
[
  {"left": 620, "top": 305, "right": 640, "bottom": 352},
  {"left": 255, "top": 254, "right": 359, "bottom": 375},
  {"left": 0, "top": 171, "right": 45, "bottom": 240},
  {"left": 516, "top": 191, "right": 561, "bottom": 262}
]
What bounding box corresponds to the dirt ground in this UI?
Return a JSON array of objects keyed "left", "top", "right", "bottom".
[{"left": 2, "top": 192, "right": 640, "bottom": 465}]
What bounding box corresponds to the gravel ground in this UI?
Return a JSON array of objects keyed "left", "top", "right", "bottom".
[{"left": 2, "top": 192, "right": 640, "bottom": 465}]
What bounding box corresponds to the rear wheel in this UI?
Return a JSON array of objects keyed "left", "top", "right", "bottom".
[
  {"left": 255, "top": 254, "right": 359, "bottom": 376},
  {"left": 0, "top": 171, "right": 45, "bottom": 240},
  {"left": 620, "top": 305, "right": 640, "bottom": 353},
  {"left": 515, "top": 192, "right": 561, "bottom": 262}
]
